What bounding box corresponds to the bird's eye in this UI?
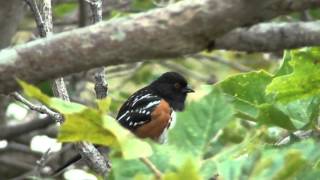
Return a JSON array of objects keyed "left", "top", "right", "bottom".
[{"left": 174, "top": 83, "right": 181, "bottom": 89}]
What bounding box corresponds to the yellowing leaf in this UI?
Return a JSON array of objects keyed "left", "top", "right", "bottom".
[
  {"left": 58, "top": 109, "right": 116, "bottom": 146},
  {"left": 96, "top": 97, "right": 112, "bottom": 113},
  {"left": 17, "top": 80, "right": 50, "bottom": 103},
  {"left": 58, "top": 108, "right": 152, "bottom": 160},
  {"left": 49, "top": 98, "right": 87, "bottom": 114},
  {"left": 102, "top": 115, "right": 153, "bottom": 159}
]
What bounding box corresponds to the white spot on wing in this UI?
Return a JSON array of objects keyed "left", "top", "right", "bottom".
[
  {"left": 144, "top": 100, "right": 160, "bottom": 109},
  {"left": 131, "top": 94, "right": 153, "bottom": 106},
  {"left": 117, "top": 111, "right": 129, "bottom": 121},
  {"left": 126, "top": 116, "right": 130, "bottom": 121}
]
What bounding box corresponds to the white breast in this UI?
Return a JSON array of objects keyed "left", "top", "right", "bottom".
[{"left": 158, "top": 111, "right": 176, "bottom": 144}]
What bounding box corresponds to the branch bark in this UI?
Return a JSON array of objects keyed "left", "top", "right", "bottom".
[
  {"left": 0, "top": 0, "right": 319, "bottom": 94},
  {"left": 0, "top": 0, "right": 25, "bottom": 49},
  {"left": 215, "top": 21, "right": 320, "bottom": 52}
]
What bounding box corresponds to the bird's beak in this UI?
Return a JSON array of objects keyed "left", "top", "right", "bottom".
[{"left": 183, "top": 85, "right": 195, "bottom": 93}]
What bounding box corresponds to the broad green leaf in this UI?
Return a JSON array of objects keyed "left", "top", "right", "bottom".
[
  {"left": 266, "top": 47, "right": 320, "bottom": 102},
  {"left": 275, "top": 50, "right": 293, "bottom": 76},
  {"left": 257, "top": 104, "right": 295, "bottom": 130},
  {"left": 217, "top": 71, "right": 273, "bottom": 105},
  {"left": 19, "top": 80, "right": 87, "bottom": 114},
  {"left": 275, "top": 96, "right": 320, "bottom": 129},
  {"left": 19, "top": 80, "right": 152, "bottom": 160},
  {"left": 215, "top": 71, "right": 295, "bottom": 129},
  {"left": 58, "top": 109, "right": 152, "bottom": 160},
  {"left": 49, "top": 98, "right": 87, "bottom": 114},
  {"left": 58, "top": 109, "right": 115, "bottom": 145},
  {"left": 169, "top": 88, "right": 235, "bottom": 156}
]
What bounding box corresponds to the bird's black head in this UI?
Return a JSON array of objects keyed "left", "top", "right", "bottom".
[{"left": 149, "top": 72, "right": 194, "bottom": 111}]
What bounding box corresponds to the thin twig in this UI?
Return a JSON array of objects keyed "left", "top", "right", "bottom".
[
  {"left": 11, "top": 92, "right": 63, "bottom": 123},
  {"left": 34, "top": 148, "right": 52, "bottom": 176},
  {"left": 275, "top": 130, "right": 314, "bottom": 146},
  {"left": 87, "top": 0, "right": 108, "bottom": 100},
  {"left": 24, "top": 0, "right": 46, "bottom": 36},
  {"left": 140, "top": 157, "right": 162, "bottom": 180}
]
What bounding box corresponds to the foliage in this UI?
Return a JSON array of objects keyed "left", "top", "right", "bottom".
[
  {"left": 19, "top": 47, "right": 320, "bottom": 179},
  {"left": 19, "top": 81, "right": 152, "bottom": 160}
]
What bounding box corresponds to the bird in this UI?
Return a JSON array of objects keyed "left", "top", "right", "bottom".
[
  {"left": 116, "top": 71, "right": 194, "bottom": 143},
  {"left": 51, "top": 71, "right": 194, "bottom": 175}
]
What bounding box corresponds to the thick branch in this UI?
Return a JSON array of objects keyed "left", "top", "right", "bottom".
[
  {"left": 0, "top": 0, "right": 319, "bottom": 94},
  {"left": 215, "top": 21, "right": 320, "bottom": 52},
  {"left": 0, "top": 0, "right": 25, "bottom": 49}
]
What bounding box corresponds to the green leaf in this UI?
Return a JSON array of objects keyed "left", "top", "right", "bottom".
[
  {"left": 58, "top": 109, "right": 152, "bottom": 160},
  {"left": 110, "top": 144, "right": 194, "bottom": 180},
  {"left": 169, "top": 88, "right": 234, "bottom": 157},
  {"left": 18, "top": 79, "right": 87, "bottom": 114},
  {"left": 217, "top": 71, "right": 273, "bottom": 105},
  {"left": 266, "top": 47, "right": 320, "bottom": 102},
  {"left": 18, "top": 80, "right": 50, "bottom": 103},
  {"left": 96, "top": 97, "right": 112, "bottom": 113},
  {"left": 275, "top": 50, "right": 293, "bottom": 76},
  {"left": 257, "top": 104, "right": 295, "bottom": 130},
  {"left": 275, "top": 96, "right": 320, "bottom": 129},
  {"left": 102, "top": 115, "right": 153, "bottom": 159},
  {"left": 19, "top": 80, "right": 152, "bottom": 160},
  {"left": 49, "top": 98, "right": 87, "bottom": 114},
  {"left": 163, "top": 159, "right": 202, "bottom": 180},
  {"left": 214, "top": 139, "right": 320, "bottom": 180},
  {"left": 58, "top": 109, "right": 116, "bottom": 146},
  {"left": 215, "top": 71, "right": 295, "bottom": 129}
]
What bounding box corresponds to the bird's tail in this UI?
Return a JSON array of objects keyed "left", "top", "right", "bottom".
[{"left": 51, "top": 154, "right": 82, "bottom": 176}]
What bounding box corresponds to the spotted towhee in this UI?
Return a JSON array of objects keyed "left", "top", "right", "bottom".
[
  {"left": 52, "top": 72, "right": 194, "bottom": 174},
  {"left": 117, "top": 71, "right": 194, "bottom": 143}
]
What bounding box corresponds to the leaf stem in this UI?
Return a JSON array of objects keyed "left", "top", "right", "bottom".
[{"left": 140, "top": 157, "right": 162, "bottom": 179}]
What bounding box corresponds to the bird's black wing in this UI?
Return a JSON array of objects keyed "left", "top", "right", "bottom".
[{"left": 116, "top": 88, "right": 161, "bottom": 130}]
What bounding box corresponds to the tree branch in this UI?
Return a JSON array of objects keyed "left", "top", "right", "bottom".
[
  {"left": 23, "top": 0, "right": 110, "bottom": 176},
  {"left": 0, "top": 116, "right": 54, "bottom": 140},
  {"left": 11, "top": 92, "right": 63, "bottom": 122},
  {"left": 0, "top": 0, "right": 319, "bottom": 94},
  {"left": 215, "top": 21, "right": 320, "bottom": 52},
  {"left": 89, "top": 0, "right": 109, "bottom": 100}
]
